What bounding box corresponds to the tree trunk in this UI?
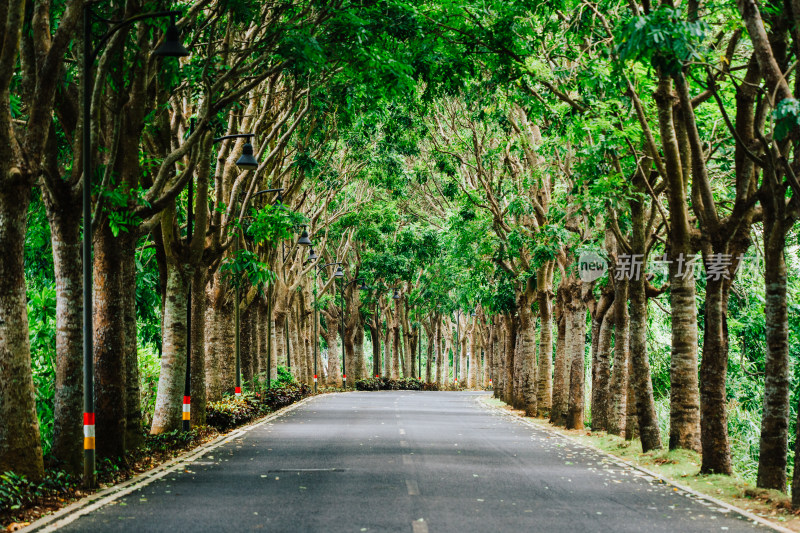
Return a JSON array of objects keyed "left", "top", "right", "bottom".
[
  {"left": 122, "top": 241, "right": 142, "bottom": 449},
  {"left": 629, "top": 265, "right": 661, "bottom": 449},
  {"left": 151, "top": 265, "right": 190, "bottom": 434},
  {"left": 591, "top": 310, "right": 613, "bottom": 431},
  {"left": 0, "top": 181, "right": 44, "bottom": 480},
  {"left": 190, "top": 269, "right": 207, "bottom": 426},
  {"left": 757, "top": 216, "right": 790, "bottom": 490},
  {"left": 629, "top": 195, "right": 662, "bottom": 451},
  {"left": 468, "top": 323, "right": 479, "bottom": 388},
  {"left": 655, "top": 77, "right": 701, "bottom": 452},
  {"left": 566, "top": 289, "right": 587, "bottom": 430},
  {"left": 205, "top": 281, "right": 235, "bottom": 401},
  {"left": 700, "top": 273, "right": 733, "bottom": 472},
  {"left": 48, "top": 207, "right": 84, "bottom": 473},
  {"left": 537, "top": 267, "right": 554, "bottom": 416},
  {"left": 551, "top": 294, "right": 568, "bottom": 426},
  {"left": 607, "top": 276, "right": 629, "bottom": 436},
  {"left": 93, "top": 222, "right": 127, "bottom": 458},
  {"left": 425, "top": 323, "right": 434, "bottom": 383},
  {"left": 240, "top": 306, "right": 254, "bottom": 388}
]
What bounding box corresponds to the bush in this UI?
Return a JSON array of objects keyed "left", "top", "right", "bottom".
[
  {"left": 0, "top": 470, "right": 76, "bottom": 516},
  {"left": 354, "top": 377, "right": 429, "bottom": 391},
  {"left": 206, "top": 384, "right": 311, "bottom": 431}
]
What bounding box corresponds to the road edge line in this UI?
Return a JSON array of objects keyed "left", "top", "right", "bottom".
[
  {"left": 476, "top": 394, "right": 794, "bottom": 533},
  {"left": 24, "top": 395, "right": 319, "bottom": 532}
]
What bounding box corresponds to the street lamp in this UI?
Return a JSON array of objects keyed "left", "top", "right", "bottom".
[
  {"left": 313, "top": 262, "right": 343, "bottom": 392},
  {"left": 82, "top": 5, "right": 189, "bottom": 487},
  {"left": 298, "top": 225, "right": 312, "bottom": 246},
  {"left": 184, "top": 130, "right": 258, "bottom": 427},
  {"left": 251, "top": 188, "right": 285, "bottom": 391}
]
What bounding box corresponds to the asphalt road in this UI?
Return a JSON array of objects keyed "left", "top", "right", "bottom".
[{"left": 54, "top": 391, "right": 771, "bottom": 532}]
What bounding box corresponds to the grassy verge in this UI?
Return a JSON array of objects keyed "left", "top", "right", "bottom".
[{"left": 482, "top": 396, "right": 800, "bottom": 532}]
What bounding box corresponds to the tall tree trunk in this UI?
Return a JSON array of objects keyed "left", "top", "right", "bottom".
[
  {"left": 240, "top": 306, "right": 254, "bottom": 388},
  {"left": 566, "top": 286, "right": 587, "bottom": 430},
  {"left": 190, "top": 269, "right": 207, "bottom": 426},
  {"left": 655, "top": 77, "right": 702, "bottom": 452},
  {"left": 122, "top": 241, "right": 142, "bottom": 449},
  {"left": 0, "top": 182, "right": 44, "bottom": 480},
  {"left": 48, "top": 206, "right": 84, "bottom": 473},
  {"left": 93, "top": 223, "right": 127, "bottom": 458},
  {"left": 205, "top": 283, "right": 235, "bottom": 401},
  {"left": 551, "top": 294, "right": 568, "bottom": 426},
  {"left": 629, "top": 195, "right": 662, "bottom": 451},
  {"left": 425, "top": 323, "right": 434, "bottom": 383},
  {"left": 591, "top": 311, "right": 613, "bottom": 431},
  {"left": 757, "top": 215, "right": 790, "bottom": 490},
  {"left": 468, "top": 323, "right": 479, "bottom": 388},
  {"left": 607, "top": 276, "right": 629, "bottom": 436},
  {"left": 518, "top": 292, "right": 537, "bottom": 414},
  {"left": 151, "top": 265, "right": 190, "bottom": 434},
  {"left": 436, "top": 318, "right": 445, "bottom": 386},
  {"left": 537, "top": 265, "right": 554, "bottom": 416}
]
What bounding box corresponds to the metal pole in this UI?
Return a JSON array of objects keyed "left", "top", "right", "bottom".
[
  {"left": 235, "top": 235, "right": 241, "bottom": 397},
  {"left": 340, "top": 278, "right": 345, "bottom": 388},
  {"left": 313, "top": 268, "right": 318, "bottom": 392},
  {"left": 183, "top": 118, "right": 195, "bottom": 431},
  {"left": 267, "top": 288, "right": 272, "bottom": 390},
  {"left": 82, "top": 5, "right": 96, "bottom": 488},
  {"left": 418, "top": 327, "right": 421, "bottom": 379},
  {"left": 286, "top": 316, "right": 290, "bottom": 372},
  {"left": 456, "top": 312, "right": 460, "bottom": 386}
]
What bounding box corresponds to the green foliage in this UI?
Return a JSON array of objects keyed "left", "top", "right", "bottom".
[
  {"left": 247, "top": 204, "right": 307, "bottom": 246},
  {"left": 205, "top": 384, "right": 311, "bottom": 431},
  {"left": 355, "top": 377, "right": 427, "bottom": 391},
  {"left": 220, "top": 248, "right": 276, "bottom": 290},
  {"left": 0, "top": 470, "right": 77, "bottom": 516},
  {"left": 617, "top": 6, "right": 709, "bottom": 75},
  {"left": 773, "top": 98, "right": 800, "bottom": 142}
]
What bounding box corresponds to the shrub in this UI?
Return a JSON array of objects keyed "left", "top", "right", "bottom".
[
  {"left": 206, "top": 384, "right": 311, "bottom": 431},
  {"left": 354, "top": 377, "right": 429, "bottom": 391}
]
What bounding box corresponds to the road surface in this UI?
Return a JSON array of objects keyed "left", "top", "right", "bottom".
[{"left": 53, "top": 391, "right": 770, "bottom": 532}]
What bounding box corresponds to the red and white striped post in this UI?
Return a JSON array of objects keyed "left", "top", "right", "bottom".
[
  {"left": 235, "top": 386, "right": 242, "bottom": 397},
  {"left": 182, "top": 395, "right": 191, "bottom": 425},
  {"left": 83, "top": 412, "right": 95, "bottom": 455}
]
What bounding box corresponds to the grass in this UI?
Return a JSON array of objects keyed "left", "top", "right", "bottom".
[{"left": 482, "top": 396, "right": 800, "bottom": 531}]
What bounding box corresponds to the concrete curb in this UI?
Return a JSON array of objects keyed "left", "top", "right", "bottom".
[
  {"left": 23, "top": 394, "right": 320, "bottom": 532},
  {"left": 477, "top": 395, "right": 794, "bottom": 533}
]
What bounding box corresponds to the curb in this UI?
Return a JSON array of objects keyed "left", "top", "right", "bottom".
[
  {"left": 476, "top": 395, "right": 794, "bottom": 533},
  {"left": 24, "top": 394, "right": 319, "bottom": 532}
]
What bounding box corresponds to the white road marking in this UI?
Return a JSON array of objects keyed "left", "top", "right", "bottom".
[
  {"left": 412, "top": 519, "right": 429, "bottom": 533},
  {"left": 406, "top": 479, "right": 420, "bottom": 495},
  {"left": 399, "top": 428, "right": 406, "bottom": 435}
]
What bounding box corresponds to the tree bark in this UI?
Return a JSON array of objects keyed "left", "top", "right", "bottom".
[
  {"left": 591, "top": 309, "right": 613, "bottom": 431},
  {"left": 47, "top": 203, "right": 83, "bottom": 472},
  {"left": 566, "top": 285, "right": 587, "bottom": 430},
  {"left": 151, "top": 265, "right": 190, "bottom": 434},
  {"left": 537, "top": 264, "right": 554, "bottom": 416},
  {"left": 757, "top": 217, "right": 790, "bottom": 490},
  {"left": 93, "top": 222, "right": 127, "bottom": 458},
  {"left": 607, "top": 276, "right": 629, "bottom": 436},
  {"left": 551, "top": 291, "right": 568, "bottom": 426},
  {"left": 0, "top": 181, "right": 44, "bottom": 480}
]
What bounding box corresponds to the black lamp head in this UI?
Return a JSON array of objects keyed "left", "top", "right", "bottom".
[
  {"left": 334, "top": 265, "right": 345, "bottom": 278},
  {"left": 392, "top": 289, "right": 400, "bottom": 300},
  {"left": 358, "top": 280, "right": 369, "bottom": 291},
  {"left": 235, "top": 141, "right": 259, "bottom": 171},
  {"left": 153, "top": 17, "right": 190, "bottom": 58},
  {"left": 298, "top": 227, "right": 311, "bottom": 246},
  {"left": 308, "top": 248, "right": 318, "bottom": 262}
]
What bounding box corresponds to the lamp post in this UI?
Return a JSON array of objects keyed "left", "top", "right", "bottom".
[
  {"left": 82, "top": 5, "right": 188, "bottom": 486},
  {"left": 183, "top": 131, "right": 260, "bottom": 427},
  {"left": 251, "top": 188, "right": 284, "bottom": 391},
  {"left": 314, "top": 262, "right": 344, "bottom": 391}
]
